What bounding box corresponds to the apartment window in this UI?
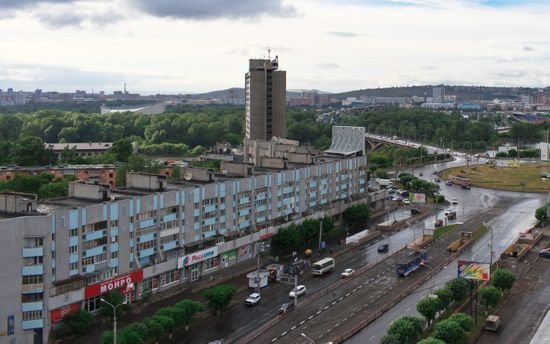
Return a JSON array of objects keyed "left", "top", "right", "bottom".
[
  {"left": 162, "top": 270, "right": 180, "bottom": 286},
  {"left": 69, "top": 228, "right": 78, "bottom": 237},
  {"left": 204, "top": 258, "right": 219, "bottom": 271},
  {"left": 22, "top": 275, "right": 43, "bottom": 285},
  {"left": 23, "top": 257, "right": 43, "bottom": 265},
  {"left": 34, "top": 238, "right": 44, "bottom": 247},
  {"left": 70, "top": 262, "right": 78, "bottom": 270},
  {"left": 111, "top": 251, "right": 118, "bottom": 259},
  {"left": 110, "top": 220, "right": 118, "bottom": 227},
  {"left": 21, "top": 293, "right": 43, "bottom": 303},
  {"left": 85, "top": 296, "right": 102, "bottom": 312},
  {"left": 22, "top": 310, "right": 43, "bottom": 321},
  {"left": 136, "top": 240, "right": 156, "bottom": 251}
]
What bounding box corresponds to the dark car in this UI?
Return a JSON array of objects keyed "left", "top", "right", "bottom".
[
  {"left": 462, "top": 184, "right": 471, "bottom": 190},
  {"left": 377, "top": 243, "right": 389, "bottom": 253},
  {"left": 540, "top": 248, "right": 550, "bottom": 259},
  {"left": 445, "top": 181, "right": 453, "bottom": 186},
  {"left": 410, "top": 208, "right": 421, "bottom": 215},
  {"left": 278, "top": 302, "right": 295, "bottom": 314}
]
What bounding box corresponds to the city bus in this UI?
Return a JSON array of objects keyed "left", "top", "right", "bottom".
[
  {"left": 447, "top": 175, "right": 471, "bottom": 187},
  {"left": 312, "top": 257, "right": 335, "bottom": 276}
]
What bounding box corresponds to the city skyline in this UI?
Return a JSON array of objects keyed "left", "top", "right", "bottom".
[{"left": 1, "top": 0, "right": 549, "bottom": 94}]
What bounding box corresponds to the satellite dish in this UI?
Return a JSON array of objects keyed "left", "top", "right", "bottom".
[{"left": 183, "top": 172, "right": 193, "bottom": 181}]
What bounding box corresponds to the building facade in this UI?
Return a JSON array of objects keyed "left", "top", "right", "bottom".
[
  {"left": 0, "top": 165, "right": 117, "bottom": 186},
  {"left": 0, "top": 156, "right": 368, "bottom": 343},
  {"left": 245, "top": 57, "right": 287, "bottom": 140}
]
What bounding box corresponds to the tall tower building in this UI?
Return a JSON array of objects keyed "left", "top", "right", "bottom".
[
  {"left": 245, "top": 56, "right": 287, "bottom": 140},
  {"left": 433, "top": 86, "right": 445, "bottom": 103}
]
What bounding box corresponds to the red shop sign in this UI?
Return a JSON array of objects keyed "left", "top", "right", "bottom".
[
  {"left": 85, "top": 269, "right": 143, "bottom": 299},
  {"left": 50, "top": 303, "right": 80, "bottom": 323}
]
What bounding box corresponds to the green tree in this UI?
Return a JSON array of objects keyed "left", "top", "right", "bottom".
[
  {"left": 155, "top": 306, "right": 186, "bottom": 328},
  {"left": 202, "top": 284, "right": 237, "bottom": 313},
  {"left": 449, "top": 313, "right": 474, "bottom": 331},
  {"left": 380, "top": 333, "right": 402, "bottom": 344},
  {"left": 433, "top": 319, "right": 465, "bottom": 344},
  {"left": 446, "top": 278, "right": 470, "bottom": 303},
  {"left": 60, "top": 310, "right": 95, "bottom": 336},
  {"left": 434, "top": 288, "right": 453, "bottom": 310},
  {"left": 100, "top": 331, "right": 114, "bottom": 344},
  {"left": 143, "top": 317, "right": 163, "bottom": 340},
  {"left": 111, "top": 138, "right": 135, "bottom": 162},
  {"left": 118, "top": 327, "right": 145, "bottom": 344},
  {"left": 100, "top": 290, "right": 126, "bottom": 319},
  {"left": 416, "top": 297, "right": 441, "bottom": 326},
  {"left": 171, "top": 165, "right": 181, "bottom": 179},
  {"left": 152, "top": 314, "right": 175, "bottom": 336},
  {"left": 480, "top": 286, "right": 501, "bottom": 310},
  {"left": 385, "top": 316, "right": 424, "bottom": 344},
  {"left": 125, "top": 322, "right": 148, "bottom": 340},
  {"left": 342, "top": 204, "right": 370, "bottom": 230},
  {"left": 12, "top": 136, "right": 57, "bottom": 166},
  {"left": 492, "top": 269, "right": 516, "bottom": 290},
  {"left": 417, "top": 338, "right": 445, "bottom": 344},
  {"left": 175, "top": 300, "right": 205, "bottom": 330}
]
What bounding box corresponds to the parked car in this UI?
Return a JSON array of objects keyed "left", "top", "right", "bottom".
[
  {"left": 245, "top": 292, "right": 261, "bottom": 306},
  {"left": 377, "top": 243, "right": 389, "bottom": 253},
  {"left": 402, "top": 199, "right": 410, "bottom": 205},
  {"left": 289, "top": 285, "right": 307, "bottom": 298},
  {"left": 462, "top": 184, "right": 471, "bottom": 190},
  {"left": 435, "top": 219, "right": 444, "bottom": 227},
  {"left": 341, "top": 268, "right": 355, "bottom": 278},
  {"left": 452, "top": 198, "right": 458, "bottom": 205},
  {"left": 410, "top": 208, "right": 421, "bottom": 215},
  {"left": 435, "top": 177, "right": 441, "bottom": 183},
  {"left": 446, "top": 211, "right": 457, "bottom": 220},
  {"left": 278, "top": 302, "right": 295, "bottom": 314},
  {"left": 539, "top": 248, "right": 550, "bottom": 259},
  {"left": 419, "top": 172, "right": 423, "bottom": 176},
  {"left": 446, "top": 181, "right": 453, "bottom": 186}
]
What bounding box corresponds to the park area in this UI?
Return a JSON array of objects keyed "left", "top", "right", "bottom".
[{"left": 441, "top": 162, "right": 550, "bottom": 193}]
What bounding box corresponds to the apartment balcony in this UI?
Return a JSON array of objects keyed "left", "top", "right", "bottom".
[
  {"left": 83, "top": 229, "right": 106, "bottom": 241},
  {"left": 22, "top": 247, "right": 43, "bottom": 257},
  {"left": 21, "top": 284, "right": 44, "bottom": 294},
  {"left": 22, "top": 319, "right": 43, "bottom": 330},
  {"left": 22, "top": 265, "right": 44, "bottom": 276},
  {"left": 22, "top": 301, "right": 43, "bottom": 312}
]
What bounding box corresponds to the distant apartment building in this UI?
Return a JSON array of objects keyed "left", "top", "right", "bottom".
[
  {"left": 432, "top": 87, "right": 445, "bottom": 103},
  {"left": 288, "top": 92, "right": 332, "bottom": 107},
  {"left": 0, "top": 88, "right": 27, "bottom": 106},
  {"left": 0, "top": 165, "right": 117, "bottom": 186},
  {"left": 45, "top": 142, "right": 113, "bottom": 160},
  {"left": 0, "top": 155, "right": 370, "bottom": 343},
  {"left": 245, "top": 56, "right": 286, "bottom": 140}
]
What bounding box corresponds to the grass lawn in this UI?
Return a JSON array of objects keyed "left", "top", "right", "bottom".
[
  {"left": 433, "top": 224, "right": 459, "bottom": 239},
  {"left": 441, "top": 163, "right": 550, "bottom": 193}
]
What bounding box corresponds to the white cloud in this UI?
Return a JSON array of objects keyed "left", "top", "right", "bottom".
[{"left": 0, "top": 0, "right": 549, "bottom": 93}]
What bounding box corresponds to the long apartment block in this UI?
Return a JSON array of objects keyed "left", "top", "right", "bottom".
[{"left": 0, "top": 156, "right": 368, "bottom": 343}]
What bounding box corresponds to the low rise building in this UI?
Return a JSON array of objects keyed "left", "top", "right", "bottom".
[{"left": 0, "top": 165, "right": 117, "bottom": 186}]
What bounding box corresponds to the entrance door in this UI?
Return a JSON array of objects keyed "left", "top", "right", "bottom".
[{"left": 191, "top": 264, "right": 200, "bottom": 281}]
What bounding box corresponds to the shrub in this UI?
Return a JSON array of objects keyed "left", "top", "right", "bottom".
[
  {"left": 202, "top": 284, "right": 237, "bottom": 313},
  {"left": 434, "top": 288, "right": 453, "bottom": 310},
  {"left": 449, "top": 313, "right": 474, "bottom": 331},
  {"left": 416, "top": 297, "right": 441, "bottom": 325},
  {"left": 492, "top": 269, "right": 516, "bottom": 290},
  {"left": 417, "top": 338, "right": 445, "bottom": 344},
  {"left": 385, "top": 316, "right": 425, "bottom": 344},
  {"left": 433, "top": 319, "right": 464, "bottom": 344},
  {"left": 446, "top": 278, "right": 470, "bottom": 302},
  {"left": 480, "top": 286, "right": 502, "bottom": 310}
]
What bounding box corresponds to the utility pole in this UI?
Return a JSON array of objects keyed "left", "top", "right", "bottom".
[
  {"left": 318, "top": 219, "right": 323, "bottom": 254},
  {"left": 294, "top": 275, "right": 298, "bottom": 307}
]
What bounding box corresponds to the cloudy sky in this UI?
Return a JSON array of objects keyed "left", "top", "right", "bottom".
[{"left": 1, "top": 0, "right": 549, "bottom": 94}]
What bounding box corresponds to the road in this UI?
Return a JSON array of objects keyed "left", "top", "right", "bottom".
[
  {"left": 346, "top": 158, "right": 545, "bottom": 343},
  {"left": 176, "top": 212, "right": 427, "bottom": 343}
]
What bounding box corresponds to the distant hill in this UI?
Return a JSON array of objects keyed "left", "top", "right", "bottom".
[
  {"left": 189, "top": 88, "right": 331, "bottom": 99},
  {"left": 333, "top": 85, "right": 547, "bottom": 101}
]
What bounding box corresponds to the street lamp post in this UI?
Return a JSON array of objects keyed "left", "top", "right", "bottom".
[
  {"left": 101, "top": 298, "right": 127, "bottom": 344},
  {"left": 421, "top": 262, "right": 436, "bottom": 296},
  {"left": 301, "top": 332, "right": 315, "bottom": 344}
]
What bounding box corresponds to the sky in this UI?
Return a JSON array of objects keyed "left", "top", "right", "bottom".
[{"left": 0, "top": 0, "right": 549, "bottom": 94}]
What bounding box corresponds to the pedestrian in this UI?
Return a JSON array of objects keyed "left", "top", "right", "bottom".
[{"left": 330, "top": 248, "right": 333, "bottom": 255}]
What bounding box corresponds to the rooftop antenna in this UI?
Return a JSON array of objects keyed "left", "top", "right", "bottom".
[
  {"left": 124, "top": 83, "right": 127, "bottom": 94},
  {"left": 267, "top": 47, "right": 271, "bottom": 60}
]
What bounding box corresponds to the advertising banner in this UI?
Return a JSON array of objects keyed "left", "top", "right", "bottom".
[
  {"left": 457, "top": 260, "right": 490, "bottom": 280},
  {"left": 411, "top": 193, "right": 426, "bottom": 204},
  {"left": 85, "top": 269, "right": 143, "bottom": 298},
  {"left": 178, "top": 246, "right": 219, "bottom": 268}
]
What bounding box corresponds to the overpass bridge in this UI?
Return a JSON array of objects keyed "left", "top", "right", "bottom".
[{"left": 365, "top": 133, "right": 441, "bottom": 154}]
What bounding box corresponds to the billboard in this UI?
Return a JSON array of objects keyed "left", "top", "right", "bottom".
[
  {"left": 411, "top": 193, "right": 426, "bottom": 204},
  {"left": 457, "top": 260, "right": 490, "bottom": 280},
  {"left": 178, "top": 246, "right": 219, "bottom": 268}
]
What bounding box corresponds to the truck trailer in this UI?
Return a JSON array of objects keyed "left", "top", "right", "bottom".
[{"left": 397, "top": 250, "right": 427, "bottom": 277}]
